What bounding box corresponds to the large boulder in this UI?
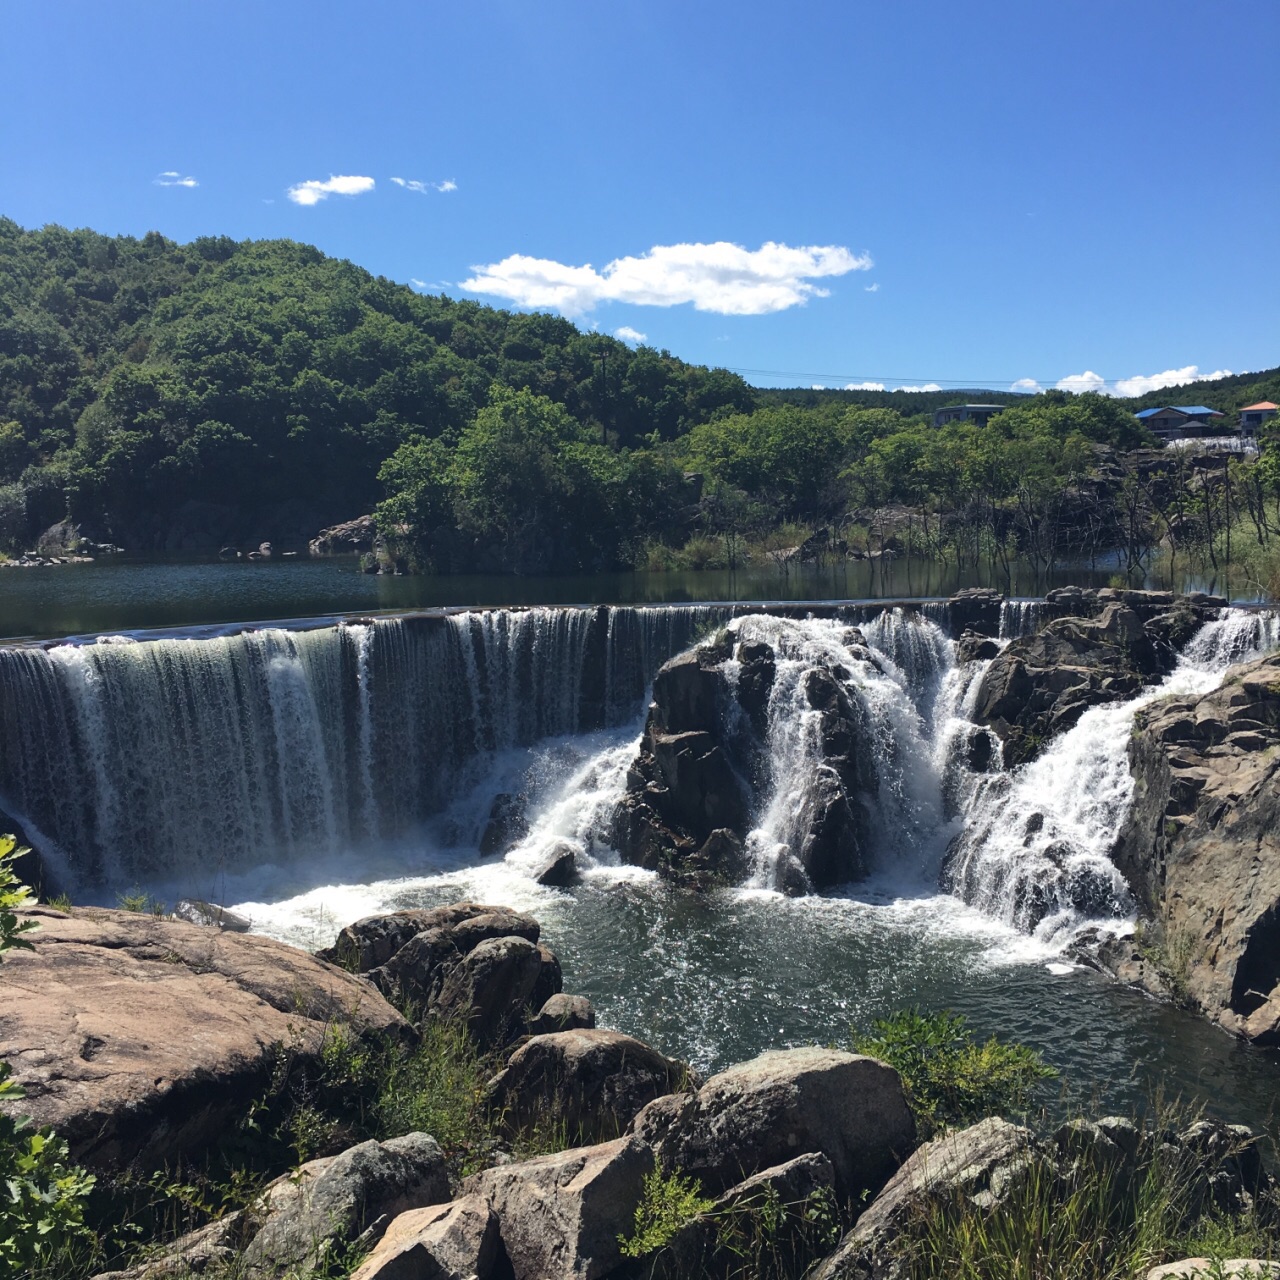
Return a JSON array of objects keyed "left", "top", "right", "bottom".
[
  {"left": 349, "top": 1196, "right": 500, "bottom": 1280},
  {"left": 0, "top": 907, "right": 407, "bottom": 1169},
  {"left": 1111, "top": 654, "right": 1280, "bottom": 1043},
  {"left": 485, "top": 1028, "right": 691, "bottom": 1144},
  {"left": 95, "top": 1133, "right": 450, "bottom": 1280},
  {"left": 463, "top": 1135, "right": 654, "bottom": 1280},
  {"left": 309, "top": 514, "right": 377, "bottom": 556},
  {"left": 320, "top": 904, "right": 559, "bottom": 1048},
  {"left": 814, "top": 1117, "right": 1037, "bottom": 1279},
  {"left": 239, "top": 1133, "right": 449, "bottom": 1277},
  {"left": 633, "top": 1046, "right": 915, "bottom": 1201},
  {"left": 612, "top": 625, "right": 883, "bottom": 893}
]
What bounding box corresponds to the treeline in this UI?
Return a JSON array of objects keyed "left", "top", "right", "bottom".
[{"left": 2, "top": 218, "right": 1279, "bottom": 578}]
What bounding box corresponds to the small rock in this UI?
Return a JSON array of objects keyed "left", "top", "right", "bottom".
[
  {"left": 349, "top": 1195, "right": 500, "bottom": 1280},
  {"left": 528, "top": 993, "right": 595, "bottom": 1035}
]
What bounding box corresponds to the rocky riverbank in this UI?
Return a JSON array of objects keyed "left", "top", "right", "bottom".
[{"left": 1, "top": 901, "right": 1275, "bottom": 1280}]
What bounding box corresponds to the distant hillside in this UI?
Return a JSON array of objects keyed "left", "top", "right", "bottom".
[
  {"left": 0, "top": 219, "right": 752, "bottom": 548},
  {"left": 762, "top": 367, "right": 1280, "bottom": 419}
]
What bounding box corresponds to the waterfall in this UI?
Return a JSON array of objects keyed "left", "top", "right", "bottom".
[
  {"left": 999, "top": 598, "right": 1045, "bottom": 639},
  {"left": 1180, "top": 608, "right": 1279, "bottom": 671},
  {"left": 0, "top": 606, "right": 724, "bottom": 890}
]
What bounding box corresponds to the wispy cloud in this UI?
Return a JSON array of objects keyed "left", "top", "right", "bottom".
[
  {"left": 461, "top": 240, "right": 873, "bottom": 317},
  {"left": 844, "top": 381, "right": 886, "bottom": 390},
  {"left": 1051, "top": 364, "right": 1235, "bottom": 398},
  {"left": 391, "top": 176, "right": 457, "bottom": 194},
  {"left": 154, "top": 171, "right": 198, "bottom": 188},
  {"left": 1011, "top": 378, "right": 1041, "bottom": 393},
  {"left": 614, "top": 325, "right": 647, "bottom": 344},
  {"left": 864, "top": 282, "right": 880, "bottom": 293},
  {"left": 286, "top": 174, "right": 375, "bottom": 206}
]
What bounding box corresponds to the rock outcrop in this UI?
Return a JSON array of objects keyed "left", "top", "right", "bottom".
[
  {"left": 349, "top": 1195, "right": 500, "bottom": 1280},
  {"left": 973, "top": 602, "right": 1159, "bottom": 765},
  {"left": 485, "top": 1028, "right": 692, "bottom": 1145},
  {"left": 633, "top": 1046, "right": 916, "bottom": 1201},
  {"left": 309, "top": 514, "right": 377, "bottom": 556},
  {"left": 1110, "top": 654, "right": 1280, "bottom": 1044},
  {"left": 319, "top": 903, "right": 561, "bottom": 1048},
  {"left": 610, "top": 626, "right": 885, "bottom": 892},
  {"left": 0, "top": 907, "right": 407, "bottom": 1169}
]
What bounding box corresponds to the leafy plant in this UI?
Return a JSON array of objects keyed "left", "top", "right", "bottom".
[
  {"left": 619, "top": 1168, "right": 715, "bottom": 1258},
  {"left": 0, "top": 836, "right": 98, "bottom": 1273},
  {"left": 853, "top": 1007, "right": 1056, "bottom": 1136}
]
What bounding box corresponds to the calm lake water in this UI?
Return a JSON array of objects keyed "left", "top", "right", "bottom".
[{"left": 0, "top": 554, "right": 1260, "bottom": 642}]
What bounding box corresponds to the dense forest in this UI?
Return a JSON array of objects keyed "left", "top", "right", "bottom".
[{"left": 2, "top": 218, "right": 1279, "bottom": 582}]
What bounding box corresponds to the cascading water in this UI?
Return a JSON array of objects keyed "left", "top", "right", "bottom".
[
  {"left": 0, "top": 605, "right": 725, "bottom": 889},
  {"left": 999, "top": 598, "right": 1045, "bottom": 639},
  {"left": 4, "top": 594, "right": 1276, "bottom": 959}
]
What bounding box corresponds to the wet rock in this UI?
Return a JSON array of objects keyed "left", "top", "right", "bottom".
[
  {"left": 463, "top": 1135, "right": 654, "bottom": 1280},
  {"left": 169, "top": 898, "right": 252, "bottom": 932},
  {"left": 486, "top": 1028, "right": 692, "bottom": 1144},
  {"left": 532, "top": 841, "right": 579, "bottom": 886},
  {"left": 947, "top": 588, "right": 1003, "bottom": 638},
  {"left": 528, "top": 992, "right": 595, "bottom": 1035},
  {"left": 955, "top": 629, "right": 1001, "bottom": 663},
  {"left": 973, "top": 603, "right": 1161, "bottom": 765},
  {"left": 479, "top": 792, "right": 529, "bottom": 857},
  {"left": 349, "top": 1195, "right": 500, "bottom": 1280},
  {"left": 1111, "top": 653, "right": 1280, "bottom": 1042},
  {"left": 0, "top": 908, "right": 407, "bottom": 1170},
  {"left": 634, "top": 1046, "right": 915, "bottom": 1201}
]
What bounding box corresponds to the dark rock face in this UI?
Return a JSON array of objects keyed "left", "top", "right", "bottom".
[
  {"left": 972, "top": 602, "right": 1163, "bottom": 765},
  {"left": 319, "top": 903, "right": 561, "bottom": 1048},
  {"left": 947, "top": 588, "right": 1003, "bottom": 638},
  {"left": 485, "top": 1028, "right": 692, "bottom": 1145},
  {"left": 1110, "top": 654, "right": 1280, "bottom": 1044},
  {"left": 611, "top": 627, "right": 879, "bottom": 892}
]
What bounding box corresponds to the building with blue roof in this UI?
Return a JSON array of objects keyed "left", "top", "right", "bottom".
[{"left": 1134, "top": 404, "right": 1226, "bottom": 441}]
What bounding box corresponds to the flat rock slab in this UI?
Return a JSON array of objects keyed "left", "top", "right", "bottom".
[
  {"left": 0, "top": 907, "right": 407, "bottom": 1168},
  {"left": 1148, "top": 1263, "right": 1280, "bottom": 1280}
]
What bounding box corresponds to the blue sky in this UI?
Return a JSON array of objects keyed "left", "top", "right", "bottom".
[{"left": 4, "top": 0, "right": 1277, "bottom": 395}]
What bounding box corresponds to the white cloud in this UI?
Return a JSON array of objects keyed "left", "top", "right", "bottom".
[
  {"left": 864, "top": 282, "right": 880, "bottom": 292},
  {"left": 614, "top": 325, "right": 647, "bottom": 344},
  {"left": 286, "top": 174, "right": 375, "bottom": 206},
  {"left": 1053, "top": 364, "right": 1235, "bottom": 398},
  {"left": 1011, "top": 378, "right": 1042, "bottom": 393},
  {"left": 844, "top": 381, "right": 886, "bottom": 391},
  {"left": 460, "top": 240, "right": 873, "bottom": 317},
  {"left": 154, "top": 171, "right": 197, "bottom": 188},
  {"left": 1111, "top": 364, "right": 1233, "bottom": 398},
  {"left": 896, "top": 383, "right": 942, "bottom": 393},
  {"left": 391, "top": 176, "right": 457, "bottom": 194},
  {"left": 1056, "top": 370, "right": 1108, "bottom": 394}
]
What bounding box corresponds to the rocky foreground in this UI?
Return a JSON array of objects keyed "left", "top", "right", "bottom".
[{"left": 1, "top": 901, "right": 1276, "bottom": 1280}]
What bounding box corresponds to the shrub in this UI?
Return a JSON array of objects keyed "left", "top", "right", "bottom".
[
  {"left": 852, "top": 1007, "right": 1056, "bottom": 1136},
  {"left": 0, "top": 836, "right": 97, "bottom": 1273},
  {"left": 619, "top": 1168, "right": 715, "bottom": 1258}
]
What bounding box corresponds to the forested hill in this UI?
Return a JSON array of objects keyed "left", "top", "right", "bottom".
[
  {"left": 1, "top": 218, "right": 1277, "bottom": 574},
  {"left": 0, "top": 219, "right": 752, "bottom": 549}
]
